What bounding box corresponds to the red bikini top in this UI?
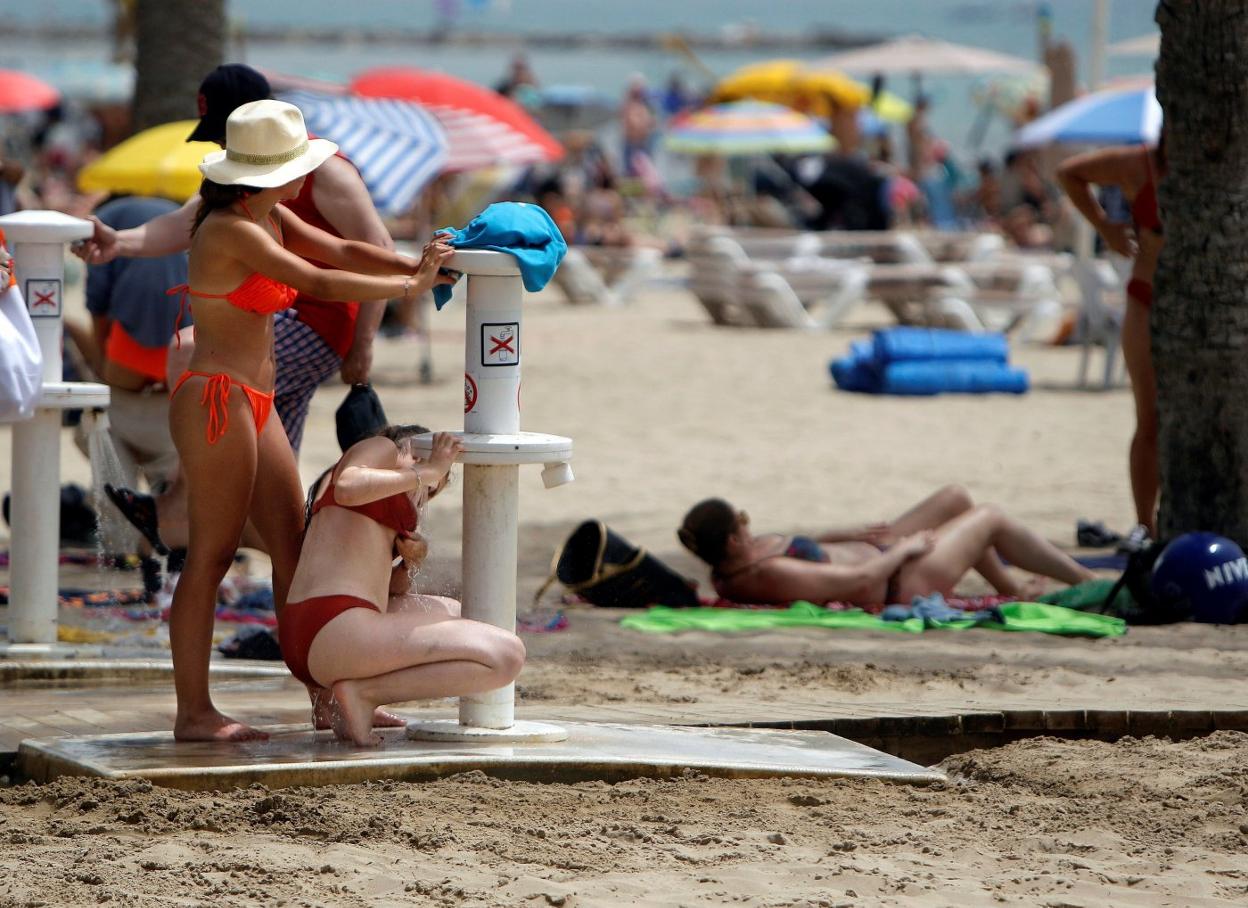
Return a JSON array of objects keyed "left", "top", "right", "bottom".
[{"left": 310, "top": 465, "right": 418, "bottom": 537}]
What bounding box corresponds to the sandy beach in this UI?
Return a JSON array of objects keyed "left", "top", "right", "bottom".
[{"left": 3, "top": 278, "right": 1247, "bottom": 905}]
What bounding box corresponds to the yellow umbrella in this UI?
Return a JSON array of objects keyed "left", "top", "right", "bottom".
[
  {"left": 712, "top": 59, "right": 912, "bottom": 123},
  {"left": 77, "top": 121, "right": 216, "bottom": 201}
]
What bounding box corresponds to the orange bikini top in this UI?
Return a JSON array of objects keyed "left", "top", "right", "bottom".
[{"left": 166, "top": 208, "right": 297, "bottom": 343}]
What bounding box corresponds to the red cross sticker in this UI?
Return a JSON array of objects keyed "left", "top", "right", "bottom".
[
  {"left": 27, "top": 279, "right": 61, "bottom": 317},
  {"left": 481, "top": 323, "right": 519, "bottom": 366}
]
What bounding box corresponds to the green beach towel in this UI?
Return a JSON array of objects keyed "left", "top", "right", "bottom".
[{"left": 619, "top": 600, "right": 1126, "bottom": 638}]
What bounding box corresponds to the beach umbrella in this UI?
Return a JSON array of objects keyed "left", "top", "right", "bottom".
[
  {"left": 713, "top": 60, "right": 912, "bottom": 124},
  {"left": 280, "top": 90, "right": 449, "bottom": 216},
  {"left": 813, "top": 35, "right": 1043, "bottom": 77},
  {"left": 76, "top": 120, "right": 217, "bottom": 201},
  {"left": 1108, "top": 33, "right": 1159, "bottom": 57},
  {"left": 664, "top": 101, "right": 835, "bottom": 156},
  {"left": 0, "top": 69, "right": 61, "bottom": 114},
  {"left": 1013, "top": 85, "right": 1161, "bottom": 148},
  {"left": 350, "top": 66, "right": 562, "bottom": 171}
]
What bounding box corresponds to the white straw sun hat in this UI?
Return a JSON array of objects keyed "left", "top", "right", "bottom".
[{"left": 198, "top": 99, "right": 337, "bottom": 188}]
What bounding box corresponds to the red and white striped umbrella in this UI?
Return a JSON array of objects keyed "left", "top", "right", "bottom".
[{"left": 350, "top": 67, "right": 563, "bottom": 172}]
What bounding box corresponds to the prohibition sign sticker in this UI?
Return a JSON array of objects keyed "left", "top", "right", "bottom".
[
  {"left": 481, "top": 322, "right": 519, "bottom": 366},
  {"left": 26, "top": 278, "right": 61, "bottom": 318},
  {"left": 464, "top": 373, "right": 478, "bottom": 413}
]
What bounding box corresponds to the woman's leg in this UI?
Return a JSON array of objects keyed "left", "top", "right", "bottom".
[
  {"left": 888, "top": 485, "right": 1015, "bottom": 595},
  {"left": 306, "top": 605, "right": 526, "bottom": 746},
  {"left": 245, "top": 413, "right": 305, "bottom": 617},
  {"left": 167, "top": 380, "right": 266, "bottom": 741},
  {"left": 894, "top": 505, "right": 1094, "bottom": 601},
  {"left": 1122, "top": 295, "right": 1159, "bottom": 536}
]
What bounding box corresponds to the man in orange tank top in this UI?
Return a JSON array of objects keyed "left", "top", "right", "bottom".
[{"left": 75, "top": 64, "right": 395, "bottom": 457}]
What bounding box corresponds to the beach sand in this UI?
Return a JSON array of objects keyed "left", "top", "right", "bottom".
[{"left": 2, "top": 279, "right": 1247, "bottom": 905}]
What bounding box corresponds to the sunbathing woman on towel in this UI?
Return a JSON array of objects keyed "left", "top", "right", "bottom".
[
  {"left": 678, "top": 485, "right": 1094, "bottom": 606},
  {"left": 283, "top": 426, "right": 525, "bottom": 746}
]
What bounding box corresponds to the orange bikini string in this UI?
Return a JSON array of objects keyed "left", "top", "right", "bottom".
[
  {"left": 167, "top": 284, "right": 191, "bottom": 349},
  {"left": 198, "top": 373, "right": 232, "bottom": 445}
]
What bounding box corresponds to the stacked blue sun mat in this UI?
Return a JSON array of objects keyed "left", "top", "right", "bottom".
[{"left": 829, "top": 327, "right": 1029, "bottom": 396}]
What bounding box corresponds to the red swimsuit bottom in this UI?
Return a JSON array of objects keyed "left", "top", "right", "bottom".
[{"left": 279, "top": 594, "right": 379, "bottom": 687}]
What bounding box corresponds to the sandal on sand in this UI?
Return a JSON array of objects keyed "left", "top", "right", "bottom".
[
  {"left": 1076, "top": 519, "right": 1122, "bottom": 549},
  {"left": 104, "top": 483, "right": 170, "bottom": 556}
]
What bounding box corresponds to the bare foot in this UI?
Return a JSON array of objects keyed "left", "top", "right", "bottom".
[
  {"left": 174, "top": 709, "right": 269, "bottom": 742},
  {"left": 310, "top": 687, "right": 405, "bottom": 730},
  {"left": 330, "top": 680, "right": 383, "bottom": 747},
  {"left": 1018, "top": 576, "right": 1050, "bottom": 600}
]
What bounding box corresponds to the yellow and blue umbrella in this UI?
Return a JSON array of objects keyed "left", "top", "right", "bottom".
[{"left": 664, "top": 101, "right": 835, "bottom": 156}]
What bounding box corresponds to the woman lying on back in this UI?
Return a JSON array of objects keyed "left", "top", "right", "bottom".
[{"left": 678, "top": 485, "right": 1094, "bottom": 606}]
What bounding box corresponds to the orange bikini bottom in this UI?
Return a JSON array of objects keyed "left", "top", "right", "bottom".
[{"left": 171, "top": 371, "right": 275, "bottom": 445}]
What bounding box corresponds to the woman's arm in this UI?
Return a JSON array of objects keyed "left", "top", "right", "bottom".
[
  {"left": 76, "top": 198, "right": 198, "bottom": 264},
  {"left": 278, "top": 204, "right": 418, "bottom": 277},
  {"left": 217, "top": 217, "right": 453, "bottom": 304},
  {"left": 1057, "top": 147, "right": 1142, "bottom": 256},
  {"left": 744, "top": 534, "right": 931, "bottom": 603},
  {"left": 332, "top": 434, "right": 461, "bottom": 506}
]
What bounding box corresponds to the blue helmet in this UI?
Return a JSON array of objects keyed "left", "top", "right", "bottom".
[{"left": 1151, "top": 532, "right": 1248, "bottom": 624}]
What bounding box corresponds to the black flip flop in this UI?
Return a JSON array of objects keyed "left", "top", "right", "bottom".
[
  {"left": 1076, "top": 519, "right": 1122, "bottom": 549},
  {"left": 104, "top": 483, "right": 170, "bottom": 556}
]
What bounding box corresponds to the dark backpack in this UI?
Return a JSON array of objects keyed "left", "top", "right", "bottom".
[{"left": 1100, "top": 540, "right": 1190, "bottom": 625}]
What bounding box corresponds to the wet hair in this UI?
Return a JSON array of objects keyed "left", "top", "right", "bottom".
[
  {"left": 302, "top": 423, "right": 433, "bottom": 535},
  {"left": 677, "top": 498, "right": 739, "bottom": 567},
  {"left": 191, "top": 178, "right": 264, "bottom": 235}
]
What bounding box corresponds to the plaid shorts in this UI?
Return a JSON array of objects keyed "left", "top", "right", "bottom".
[{"left": 273, "top": 309, "right": 341, "bottom": 454}]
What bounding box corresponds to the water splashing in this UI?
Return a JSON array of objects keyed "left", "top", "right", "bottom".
[{"left": 84, "top": 409, "right": 139, "bottom": 556}]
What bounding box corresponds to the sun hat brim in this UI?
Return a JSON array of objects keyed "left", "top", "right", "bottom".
[{"left": 198, "top": 137, "right": 338, "bottom": 188}]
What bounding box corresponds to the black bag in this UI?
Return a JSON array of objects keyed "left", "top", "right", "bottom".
[
  {"left": 1100, "top": 539, "right": 1189, "bottom": 624},
  {"left": 335, "top": 383, "right": 388, "bottom": 452},
  {"left": 535, "top": 520, "right": 700, "bottom": 609}
]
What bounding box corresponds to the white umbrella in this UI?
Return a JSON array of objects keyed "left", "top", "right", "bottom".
[
  {"left": 812, "top": 35, "right": 1043, "bottom": 76},
  {"left": 1108, "top": 33, "right": 1159, "bottom": 57},
  {"left": 1013, "top": 85, "right": 1161, "bottom": 148}
]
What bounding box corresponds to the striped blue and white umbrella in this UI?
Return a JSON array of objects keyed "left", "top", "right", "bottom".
[
  {"left": 280, "top": 89, "right": 449, "bottom": 216},
  {"left": 1013, "top": 86, "right": 1161, "bottom": 148}
]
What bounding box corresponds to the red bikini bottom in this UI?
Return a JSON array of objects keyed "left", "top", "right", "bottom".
[
  {"left": 278, "top": 594, "right": 380, "bottom": 687},
  {"left": 171, "top": 371, "right": 275, "bottom": 445},
  {"left": 1126, "top": 278, "right": 1153, "bottom": 308}
]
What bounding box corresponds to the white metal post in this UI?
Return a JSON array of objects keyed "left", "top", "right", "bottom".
[
  {"left": 0, "top": 211, "right": 108, "bottom": 658},
  {"left": 407, "top": 249, "right": 570, "bottom": 743}
]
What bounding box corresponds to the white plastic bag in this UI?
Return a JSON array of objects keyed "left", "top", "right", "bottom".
[{"left": 0, "top": 284, "right": 43, "bottom": 422}]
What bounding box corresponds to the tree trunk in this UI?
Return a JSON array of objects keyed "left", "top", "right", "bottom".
[
  {"left": 1154, "top": 0, "right": 1248, "bottom": 543},
  {"left": 131, "top": 0, "right": 225, "bottom": 134}
]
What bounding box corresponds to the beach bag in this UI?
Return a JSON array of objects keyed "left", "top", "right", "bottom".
[
  {"left": 0, "top": 284, "right": 42, "bottom": 422},
  {"left": 535, "top": 519, "right": 700, "bottom": 609},
  {"left": 335, "top": 382, "right": 388, "bottom": 452},
  {"left": 1099, "top": 540, "right": 1185, "bottom": 624}
]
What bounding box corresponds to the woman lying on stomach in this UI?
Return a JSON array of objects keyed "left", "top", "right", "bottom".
[{"left": 678, "top": 485, "right": 1094, "bottom": 606}]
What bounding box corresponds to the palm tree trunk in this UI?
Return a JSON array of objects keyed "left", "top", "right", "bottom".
[
  {"left": 131, "top": 0, "right": 226, "bottom": 133},
  {"left": 1154, "top": 0, "right": 1248, "bottom": 541}
]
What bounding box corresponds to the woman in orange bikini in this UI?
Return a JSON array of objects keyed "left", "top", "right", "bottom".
[
  {"left": 172, "top": 100, "right": 454, "bottom": 741},
  {"left": 284, "top": 427, "right": 525, "bottom": 746},
  {"left": 1058, "top": 136, "right": 1166, "bottom": 541}
]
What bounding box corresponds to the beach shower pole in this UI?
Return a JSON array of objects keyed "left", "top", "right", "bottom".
[
  {"left": 0, "top": 211, "right": 109, "bottom": 658},
  {"left": 408, "top": 249, "right": 571, "bottom": 743}
]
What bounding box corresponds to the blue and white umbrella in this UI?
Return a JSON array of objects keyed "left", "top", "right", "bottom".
[
  {"left": 1013, "top": 86, "right": 1161, "bottom": 148},
  {"left": 280, "top": 89, "right": 449, "bottom": 216}
]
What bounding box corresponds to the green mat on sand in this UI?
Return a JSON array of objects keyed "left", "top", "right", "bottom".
[{"left": 619, "top": 600, "right": 1126, "bottom": 637}]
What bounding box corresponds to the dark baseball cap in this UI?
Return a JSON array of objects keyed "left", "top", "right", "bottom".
[{"left": 187, "top": 64, "right": 271, "bottom": 144}]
